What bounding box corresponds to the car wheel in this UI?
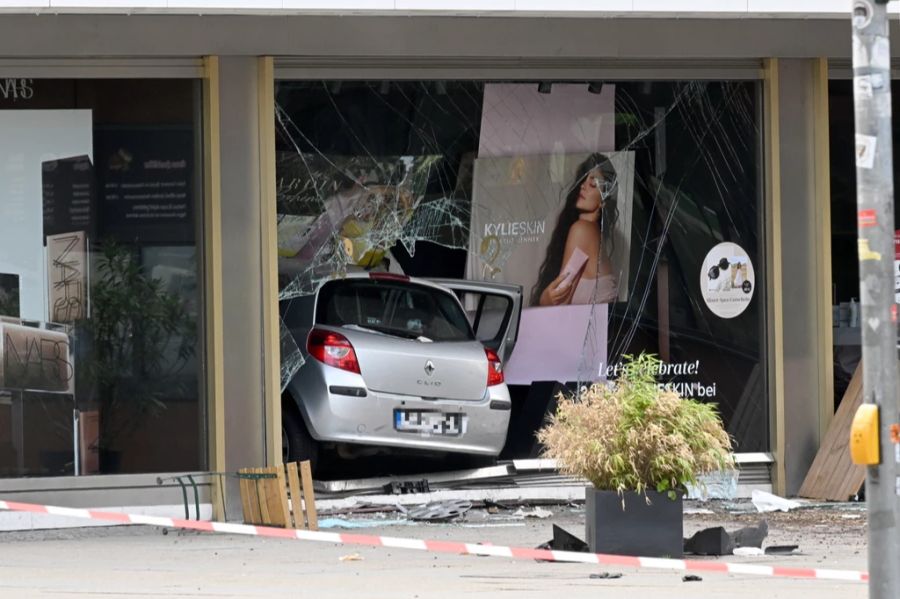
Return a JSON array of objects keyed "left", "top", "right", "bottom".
[{"left": 282, "top": 404, "right": 319, "bottom": 473}]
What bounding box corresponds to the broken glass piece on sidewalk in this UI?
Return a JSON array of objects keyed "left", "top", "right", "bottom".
[{"left": 407, "top": 500, "right": 473, "bottom": 522}]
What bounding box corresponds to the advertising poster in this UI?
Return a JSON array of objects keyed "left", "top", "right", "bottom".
[
  {"left": 42, "top": 155, "right": 96, "bottom": 239},
  {"left": 94, "top": 127, "right": 195, "bottom": 245},
  {"left": 700, "top": 242, "right": 755, "bottom": 319},
  {"left": 468, "top": 84, "right": 628, "bottom": 384},
  {"left": 47, "top": 231, "right": 88, "bottom": 324},
  {"left": 471, "top": 152, "right": 635, "bottom": 306}
]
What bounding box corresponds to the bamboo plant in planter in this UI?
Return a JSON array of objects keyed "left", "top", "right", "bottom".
[{"left": 538, "top": 353, "right": 734, "bottom": 558}]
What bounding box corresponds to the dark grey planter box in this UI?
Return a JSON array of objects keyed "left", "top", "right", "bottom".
[{"left": 585, "top": 487, "right": 683, "bottom": 558}]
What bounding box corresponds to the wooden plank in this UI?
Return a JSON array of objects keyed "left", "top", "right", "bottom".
[
  {"left": 812, "top": 363, "right": 865, "bottom": 500},
  {"left": 299, "top": 460, "right": 318, "bottom": 531},
  {"left": 272, "top": 466, "right": 291, "bottom": 528},
  {"left": 286, "top": 462, "right": 303, "bottom": 529},
  {"left": 802, "top": 380, "right": 854, "bottom": 497},
  {"left": 255, "top": 468, "right": 272, "bottom": 525},
  {"left": 798, "top": 372, "right": 860, "bottom": 500},
  {"left": 214, "top": 474, "right": 227, "bottom": 524},
  {"left": 264, "top": 467, "right": 285, "bottom": 527},
  {"left": 799, "top": 362, "right": 866, "bottom": 501},
  {"left": 238, "top": 468, "right": 254, "bottom": 525}
]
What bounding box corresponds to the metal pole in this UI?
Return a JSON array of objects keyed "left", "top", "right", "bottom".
[{"left": 851, "top": 1, "right": 900, "bottom": 596}]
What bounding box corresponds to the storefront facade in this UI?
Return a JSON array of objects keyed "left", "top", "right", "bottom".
[{"left": 0, "top": 6, "right": 878, "bottom": 523}]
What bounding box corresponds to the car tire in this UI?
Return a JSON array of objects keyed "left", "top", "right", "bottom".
[{"left": 282, "top": 402, "right": 319, "bottom": 473}]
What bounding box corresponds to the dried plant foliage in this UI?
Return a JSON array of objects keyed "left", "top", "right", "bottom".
[{"left": 538, "top": 353, "right": 734, "bottom": 497}]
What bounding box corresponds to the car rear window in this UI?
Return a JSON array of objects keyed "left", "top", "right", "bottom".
[{"left": 316, "top": 279, "right": 475, "bottom": 342}]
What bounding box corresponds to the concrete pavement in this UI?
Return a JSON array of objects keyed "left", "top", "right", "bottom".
[{"left": 0, "top": 504, "right": 868, "bottom": 598}]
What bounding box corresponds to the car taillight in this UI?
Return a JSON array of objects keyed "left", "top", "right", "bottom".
[
  {"left": 486, "top": 348, "right": 504, "bottom": 386},
  {"left": 307, "top": 329, "right": 361, "bottom": 374}
]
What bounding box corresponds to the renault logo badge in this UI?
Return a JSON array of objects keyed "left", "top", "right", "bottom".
[{"left": 424, "top": 360, "right": 435, "bottom": 376}]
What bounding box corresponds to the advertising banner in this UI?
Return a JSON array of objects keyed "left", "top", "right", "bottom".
[{"left": 468, "top": 84, "right": 628, "bottom": 384}]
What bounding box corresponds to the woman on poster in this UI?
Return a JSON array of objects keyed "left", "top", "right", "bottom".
[{"left": 532, "top": 153, "right": 619, "bottom": 306}]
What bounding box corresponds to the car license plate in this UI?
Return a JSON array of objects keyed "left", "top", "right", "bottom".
[{"left": 394, "top": 410, "right": 466, "bottom": 436}]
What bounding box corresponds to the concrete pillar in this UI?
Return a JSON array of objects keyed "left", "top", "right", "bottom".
[
  {"left": 772, "top": 58, "right": 834, "bottom": 495},
  {"left": 216, "top": 56, "right": 267, "bottom": 515}
]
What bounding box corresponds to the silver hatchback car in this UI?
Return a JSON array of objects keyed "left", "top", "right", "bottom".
[{"left": 281, "top": 272, "right": 522, "bottom": 471}]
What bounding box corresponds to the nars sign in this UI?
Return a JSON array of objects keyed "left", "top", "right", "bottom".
[{"left": 1, "top": 79, "right": 34, "bottom": 101}]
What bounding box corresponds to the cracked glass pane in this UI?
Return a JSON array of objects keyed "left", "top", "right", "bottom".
[{"left": 275, "top": 79, "right": 766, "bottom": 454}]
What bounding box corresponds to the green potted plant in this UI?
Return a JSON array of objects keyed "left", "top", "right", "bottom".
[
  {"left": 537, "top": 353, "right": 734, "bottom": 558},
  {"left": 76, "top": 241, "right": 196, "bottom": 473}
]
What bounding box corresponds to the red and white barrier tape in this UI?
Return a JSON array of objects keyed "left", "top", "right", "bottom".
[{"left": 0, "top": 500, "right": 867, "bottom": 583}]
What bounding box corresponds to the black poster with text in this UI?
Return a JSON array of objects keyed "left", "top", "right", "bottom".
[
  {"left": 95, "top": 127, "right": 195, "bottom": 245},
  {"left": 42, "top": 155, "right": 97, "bottom": 239}
]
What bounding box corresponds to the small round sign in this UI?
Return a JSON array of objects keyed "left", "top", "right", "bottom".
[{"left": 700, "top": 242, "right": 755, "bottom": 319}]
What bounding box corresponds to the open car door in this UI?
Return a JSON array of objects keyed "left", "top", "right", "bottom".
[{"left": 427, "top": 278, "right": 522, "bottom": 365}]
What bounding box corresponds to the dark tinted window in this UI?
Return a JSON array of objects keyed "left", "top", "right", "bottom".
[
  {"left": 317, "top": 279, "right": 474, "bottom": 342},
  {"left": 0, "top": 78, "right": 204, "bottom": 477},
  {"left": 455, "top": 291, "right": 512, "bottom": 349}
]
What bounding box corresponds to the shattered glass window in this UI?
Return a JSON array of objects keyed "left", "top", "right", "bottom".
[{"left": 275, "top": 79, "right": 767, "bottom": 454}]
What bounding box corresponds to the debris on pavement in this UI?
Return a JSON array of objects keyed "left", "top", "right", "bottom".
[
  {"left": 683, "top": 507, "right": 715, "bottom": 515},
  {"left": 339, "top": 553, "right": 364, "bottom": 561},
  {"left": 459, "top": 522, "right": 527, "bottom": 529},
  {"left": 513, "top": 507, "right": 553, "bottom": 519},
  {"left": 683, "top": 520, "right": 770, "bottom": 555},
  {"left": 686, "top": 469, "right": 739, "bottom": 501},
  {"left": 318, "top": 517, "right": 412, "bottom": 529},
  {"left": 407, "top": 500, "right": 473, "bottom": 522},
  {"left": 682, "top": 575, "right": 703, "bottom": 582},
  {"left": 589, "top": 572, "right": 623, "bottom": 579},
  {"left": 536, "top": 524, "right": 589, "bottom": 554},
  {"left": 764, "top": 545, "right": 800, "bottom": 555},
  {"left": 751, "top": 490, "right": 801, "bottom": 513},
  {"left": 683, "top": 526, "right": 735, "bottom": 556},
  {"left": 731, "top": 520, "right": 769, "bottom": 548},
  {"left": 383, "top": 480, "right": 431, "bottom": 495},
  {"left": 733, "top": 547, "right": 765, "bottom": 556},
  {"left": 315, "top": 464, "right": 514, "bottom": 495}
]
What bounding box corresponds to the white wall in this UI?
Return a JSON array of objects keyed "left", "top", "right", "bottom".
[{"left": 0, "top": 110, "right": 92, "bottom": 322}]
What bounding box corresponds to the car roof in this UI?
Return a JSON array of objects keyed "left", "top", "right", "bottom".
[{"left": 330, "top": 271, "right": 454, "bottom": 294}]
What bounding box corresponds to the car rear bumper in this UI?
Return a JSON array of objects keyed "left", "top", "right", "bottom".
[{"left": 289, "top": 362, "right": 511, "bottom": 456}]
